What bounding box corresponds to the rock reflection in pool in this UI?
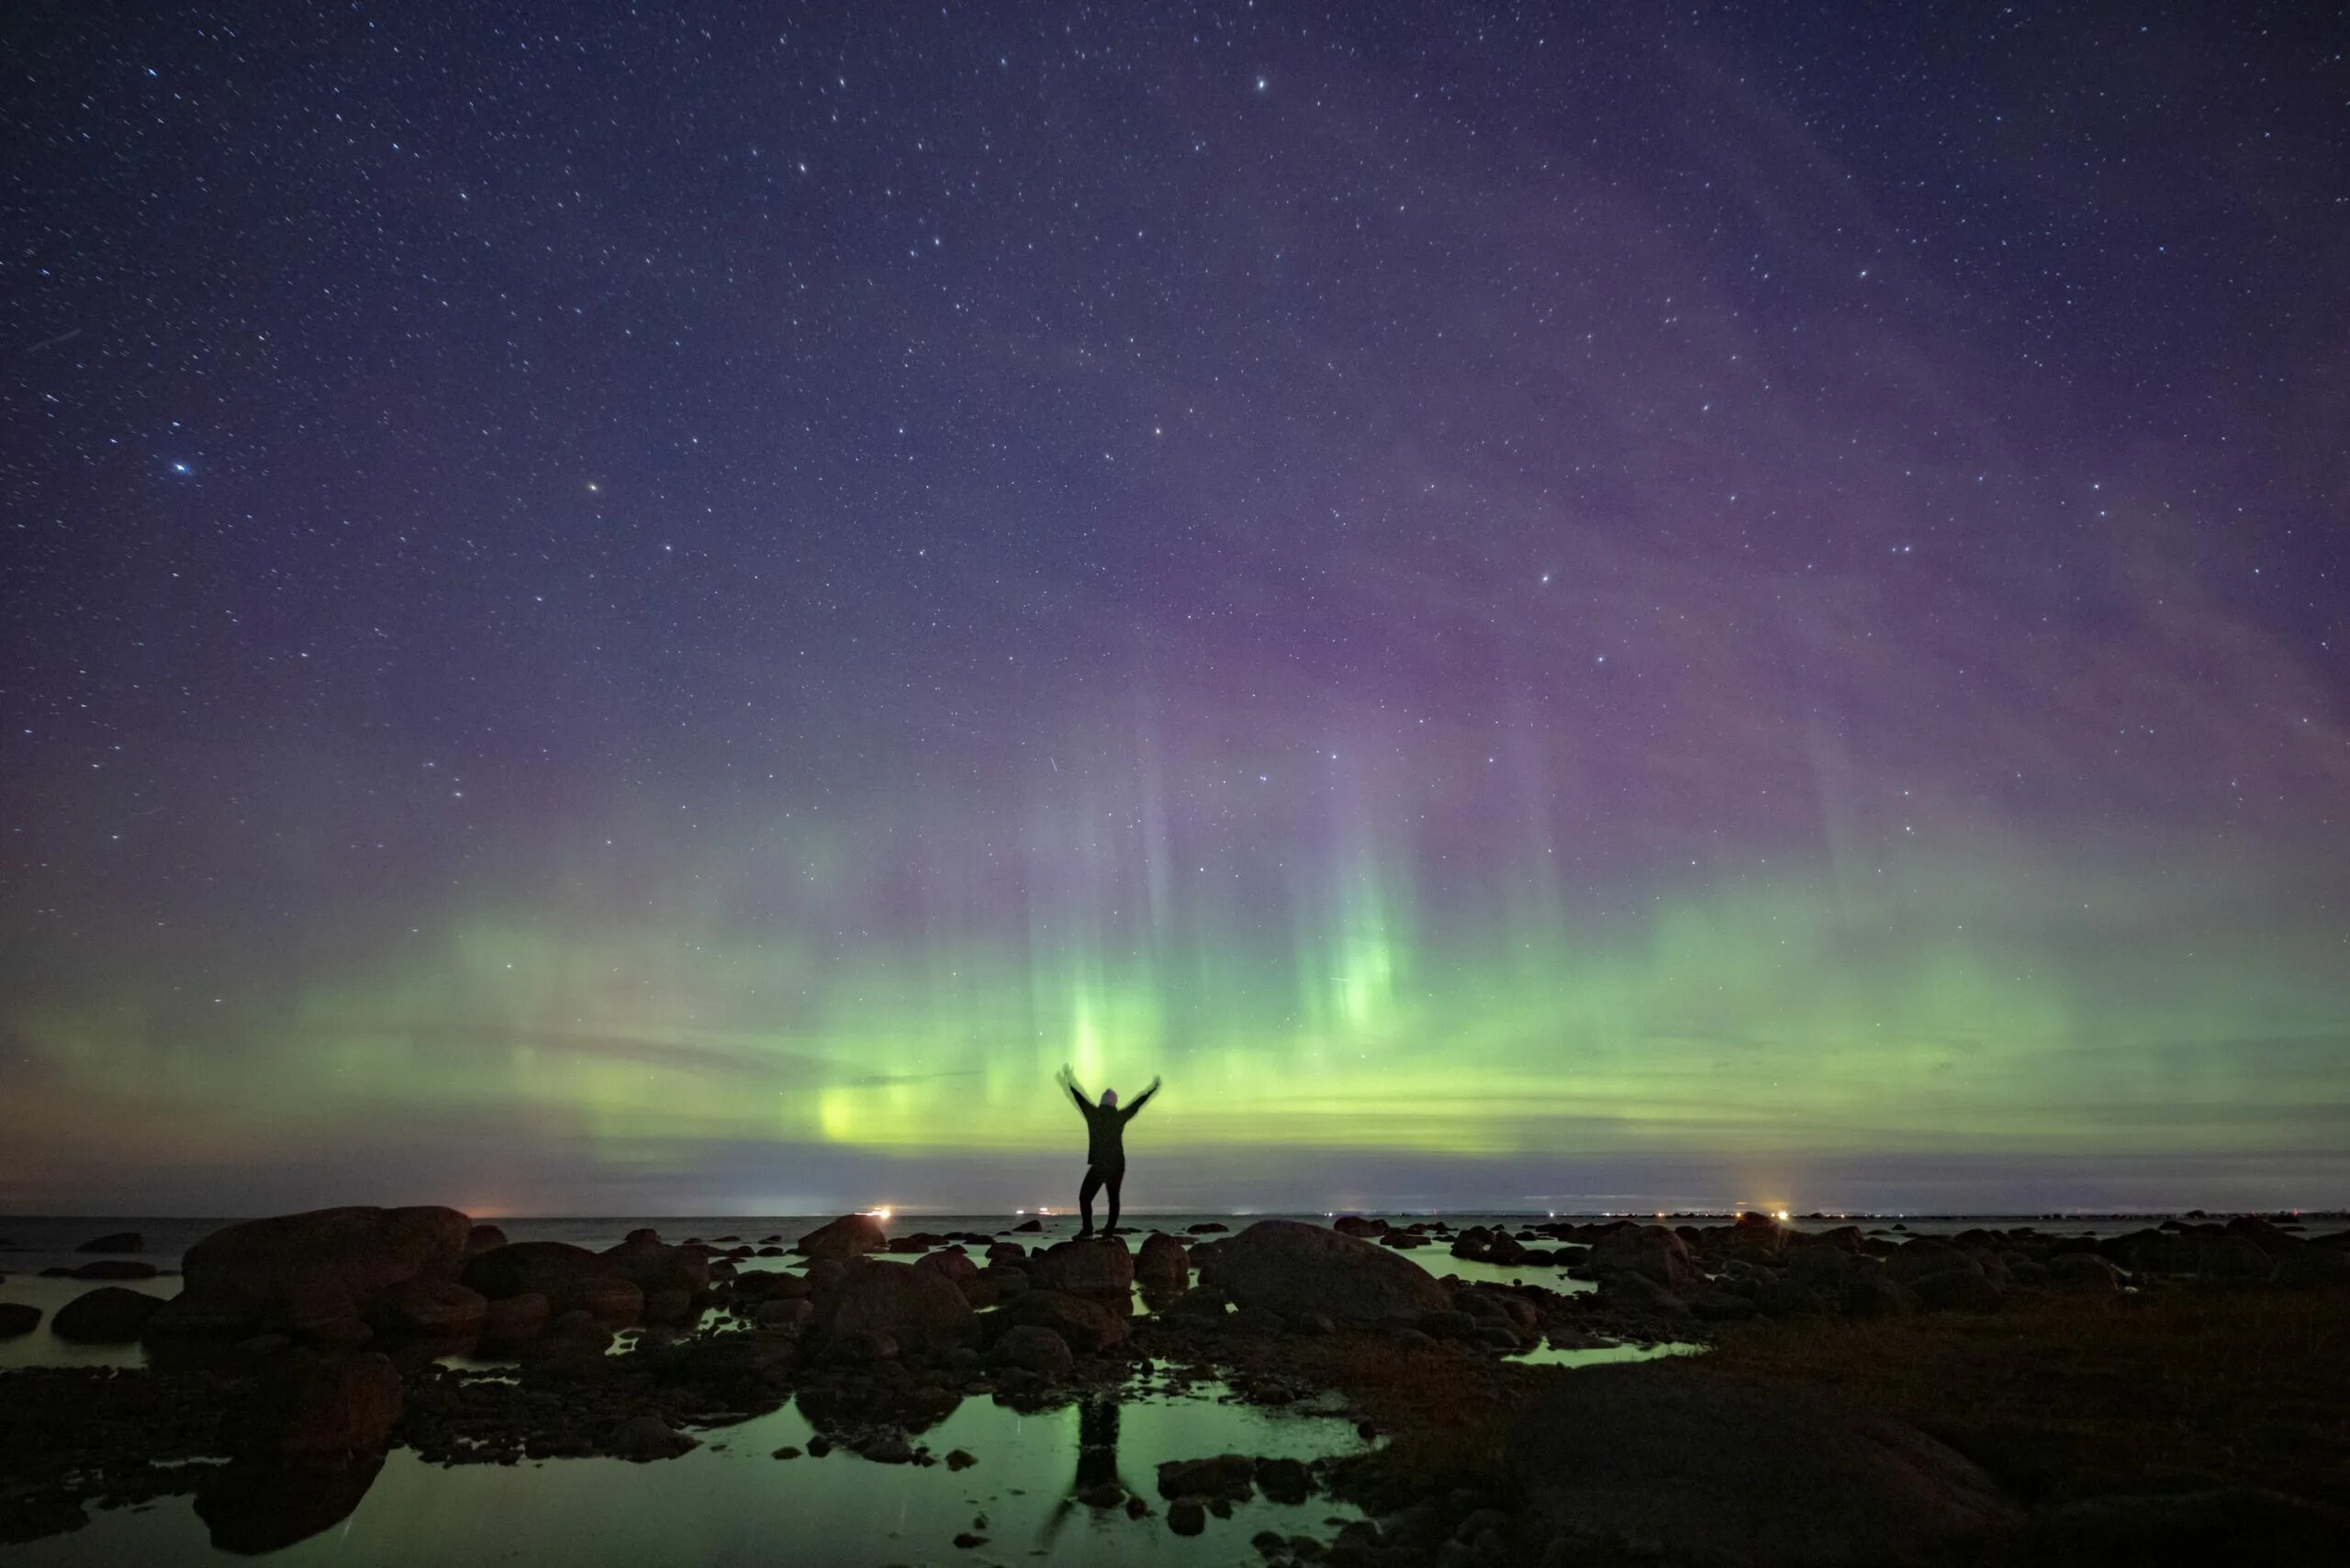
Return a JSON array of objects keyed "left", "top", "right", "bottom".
[{"left": 1, "top": 1378, "right": 1367, "bottom": 1566}]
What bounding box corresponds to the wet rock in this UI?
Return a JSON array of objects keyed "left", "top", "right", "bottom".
[
  {"left": 1160, "top": 1452, "right": 1258, "bottom": 1503},
  {"left": 185, "top": 1207, "right": 469, "bottom": 1325},
  {"left": 1594, "top": 1269, "right": 1689, "bottom": 1320},
  {"left": 610, "top": 1414, "right": 699, "bottom": 1461},
  {"left": 0, "top": 1302, "right": 41, "bottom": 1337},
  {"left": 1185, "top": 1222, "right": 1229, "bottom": 1234},
  {"left": 1012, "top": 1218, "right": 1044, "bottom": 1233},
  {"left": 463, "top": 1241, "right": 597, "bottom": 1299},
  {"left": 1136, "top": 1232, "right": 1190, "bottom": 1293},
  {"left": 52, "top": 1285, "right": 166, "bottom": 1343},
  {"left": 70, "top": 1260, "right": 158, "bottom": 1281},
  {"left": 990, "top": 1324, "right": 1076, "bottom": 1375},
  {"left": 810, "top": 1258, "right": 975, "bottom": 1350},
  {"left": 1197, "top": 1220, "right": 1449, "bottom": 1327},
  {"left": 1255, "top": 1455, "right": 1313, "bottom": 1504},
  {"left": 1690, "top": 1289, "right": 1761, "bottom": 1322},
  {"left": 946, "top": 1448, "right": 976, "bottom": 1470},
  {"left": 1168, "top": 1498, "right": 1207, "bottom": 1534},
  {"left": 771, "top": 1445, "right": 801, "bottom": 1460},
  {"left": 74, "top": 1232, "right": 144, "bottom": 1254},
  {"left": 804, "top": 1258, "right": 848, "bottom": 1294},
  {"left": 1510, "top": 1363, "right": 2020, "bottom": 1566},
  {"left": 1332, "top": 1215, "right": 1387, "bottom": 1238},
  {"left": 464, "top": 1224, "right": 509, "bottom": 1253},
  {"left": 754, "top": 1297, "right": 812, "bottom": 1330},
  {"left": 1026, "top": 1236, "right": 1135, "bottom": 1296},
  {"left": 989, "top": 1288, "right": 1129, "bottom": 1351},
  {"left": 480, "top": 1292, "right": 550, "bottom": 1341},
  {"left": 366, "top": 1278, "right": 488, "bottom": 1337},
  {"left": 795, "top": 1214, "right": 888, "bottom": 1261},
  {"left": 567, "top": 1274, "right": 645, "bottom": 1323}
]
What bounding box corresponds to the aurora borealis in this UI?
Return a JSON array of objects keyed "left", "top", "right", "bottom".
[{"left": 3, "top": 5, "right": 2344, "bottom": 1215}]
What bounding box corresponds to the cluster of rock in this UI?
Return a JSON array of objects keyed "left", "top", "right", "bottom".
[{"left": 1434, "top": 1211, "right": 2350, "bottom": 1334}]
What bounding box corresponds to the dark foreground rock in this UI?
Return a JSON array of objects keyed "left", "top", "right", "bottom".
[
  {"left": 1197, "top": 1219, "right": 1449, "bottom": 1326},
  {"left": 809, "top": 1258, "right": 975, "bottom": 1350},
  {"left": 794, "top": 1213, "right": 887, "bottom": 1261},
  {"left": 175, "top": 1207, "right": 470, "bottom": 1334},
  {"left": 1025, "top": 1237, "right": 1134, "bottom": 1296},
  {"left": 53, "top": 1285, "right": 166, "bottom": 1343},
  {"left": 0, "top": 1303, "right": 42, "bottom": 1338},
  {"left": 1509, "top": 1362, "right": 2020, "bottom": 1565}
]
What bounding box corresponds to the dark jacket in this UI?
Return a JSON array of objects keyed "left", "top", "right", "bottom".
[{"left": 1069, "top": 1081, "right": 1158, "bottom": 1170}]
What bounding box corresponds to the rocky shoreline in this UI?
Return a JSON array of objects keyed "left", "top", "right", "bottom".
[{"left": 3, "top": 1206, "right": 2346, "bottom": 1562}]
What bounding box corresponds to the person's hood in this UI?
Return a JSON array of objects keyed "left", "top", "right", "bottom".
[{"left": 1099, "top": 1088, "right": 1119, "bottom": 1109}]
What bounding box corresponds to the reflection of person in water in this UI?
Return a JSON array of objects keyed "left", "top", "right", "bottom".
[
  {"left": 1056, "top": 1065, "right": 1160, "bottom": 1238},
  {"left": 1041, "top": 1396, "right": 1131, "bottom": 1545}
]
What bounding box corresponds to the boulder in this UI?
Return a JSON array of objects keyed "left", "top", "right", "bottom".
[
  {"left": 1589, "top": 1225, "right": 1698, "bottom": 1291},
  {"left": 567, "top": 1275, "right": 644, "bottom": 1323},
  {"left": 1910, "top": 1269, "right": 2003, "bottom": 1312},
  {"left": 479, "top": 1292, "right": 551, "bottom": 1341},
  {"left": 793, "top": 1214, "right": 887, "bottom": 1261},
  {"left": 1158, "top": 1453, "right": 1257, "bottom": 1503},
  {"left": 803, "top": 1259, "right": 848, "bottom": 1294},
  {"left": 2044, "top": 1252, "right": 2122, "bottom": 1294},
  {"left": 912, "top": 1249, "right": 979, "bottom": 1289},
  {"left": 987, "top": 1288, "right": 1130, "bottom": 1352},
  {"left": 464, "top": 1225, "right": 509, "bottom": 1253},
  {"left": 144, "top": 1290, "right": 269, "bottom": 1338},
  {"left": 1841, "top": 1273, "right": 1921, "bottom": 1319},
  {"left": 53, "top": 1284, "right": 166, "bottom": 1342},
  {"left": 184, "top": 1207, "right": 469, "bottom": 1325},
  {"left": 1194, "top": 1220, "right": 1449, "bottom": 1327},
  {"left": 808, "top": 1258, "right": 974, "bottom": 1350},
  {"left": 0, "top": 1302, "right": 42, "bottom": 1337},
  {"left": 253, "top": 1352, "right": 405, "bottom": 1464},
  {"left": 596, "top": 1236, "right": 711, "bottom": 1297},
  {"left": 71, "top": 1259, "right": 158, "bottom": 1281},
  {"left": 1884, "top": 1240, "right": 1980, "bottom": 1284},
  {"left": 990, "top": 1323, "right": 1076, "bottom": 1375},
  {"left": 1511, "top": 1364, "right": 2020, "bottom": 1566},
  {"left": 1026, "top": 1237, "right": 1135, "bottom": 1296},
  {"left": 75, "top": 1231, "right": 144, "bottom": 1254},
  {"left": 1331, "top": 1215, "right": 1387, "bottom": 1238},
  {"left": 462, "top": 1241, "right": 602, "bottom": 1300},
  {"left": 1136, "top": 1232, "right": 1190, "bottom": 1294},
  {"left": 610, "top": 1414, "right": 699, "bottom": 1462},
  {"left": 366, "top": 1278, "right": 488, "bottom": 1337}
]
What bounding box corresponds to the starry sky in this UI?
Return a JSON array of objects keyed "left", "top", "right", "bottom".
[{"left": 4, "top": 4, "right": 2346, "bottom": 1217}]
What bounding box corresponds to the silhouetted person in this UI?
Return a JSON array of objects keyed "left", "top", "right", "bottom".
[
  {"left": 1057, "top": 1064, "right": 1159, "bottom": 1238},
  {"left": 1040, "top": 1396, "right": 1131, "bottom": 1546}
]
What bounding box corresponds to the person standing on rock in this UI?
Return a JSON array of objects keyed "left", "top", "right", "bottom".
[{"left": 1057, "top": 1064, "right": 1159, "bottom": 1238}]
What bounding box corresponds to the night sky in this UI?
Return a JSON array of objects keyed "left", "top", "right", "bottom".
[{"left": 4, "top": 4, "right": 2345, "bottom": 1216}]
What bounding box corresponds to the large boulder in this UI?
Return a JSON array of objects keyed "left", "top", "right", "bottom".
[
  {"left": 912, "top": 1249, "right": 979, "bottom": 1290},
  {"left": 196, "top": 1456, "right": 384, "bottom": 1555},
  {"left": 596, "top": 1236, "right": 711, "bottom": 1297},
  {"left": 1026, "top": 1237, "right": 1135, "bottom": 1296},
  {"left": 0, "top": 1302, "right": 44, "bottom": 1337},
  {"left": 987, "top": 1288, "right": 1130, "bottom": 1352},
  {"left": 1195, "top": 1220, "right": 1449, "bottom": 1327},
  {"left": 462, "top": 1241, "right": 641, "bottom": 1319},
  {"left": 990, "top": 1323, "right": 1075, "bottom": 1375},
  {"left": 1589, "top": 1225, "right": 1698, "bottom": 1291},
  {"left": 53, "top": 1285, "right": 166, "bottom": 1342},
  {"left": 808, "top": 1258, "right": 974, "bottom": 1350},
  {"left": 1885, "top": 1239, "right": 1981, "bottom": 1284},
  {"left": 464, "top": 1225, "right": 509, "bottom": 1253},
  {"left": 1510, "top": 1363, "right": 2020, "bottom": 1566},
  {"left": 1136, "top": 1232, "right": 1190, "bottom": 1294},
  {"left": 365, "top": 1279, "right": 488, "bottom": 1337},
  {"left": 479, "top": 1293, "right": 550, "bottom": 1341},
  {"left": 793, "top": 1214, "right": 887, "bottom": 1261},
  {"left": 182, "top": 1207, "right": 469, "bottom": 1327},
  {"left": 71, "top": 1260, "right": 159, "bottom": 1280}
]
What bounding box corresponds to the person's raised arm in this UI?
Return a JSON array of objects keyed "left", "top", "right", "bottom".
[
  {"left": 1056, "top": 1064, "right": 1092, "bottom": 1114},
  {"left": 1121, "top": 1075, "right": 1162, "bottom": 1119}
]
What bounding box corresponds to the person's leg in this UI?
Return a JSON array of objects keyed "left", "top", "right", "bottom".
[
  {"left": 1103, "top": 1168, "right": 1123, "bottom": 1235},
  {"left": 1078, "top": 1166, "right": 1103, "bottom": 1237}
]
